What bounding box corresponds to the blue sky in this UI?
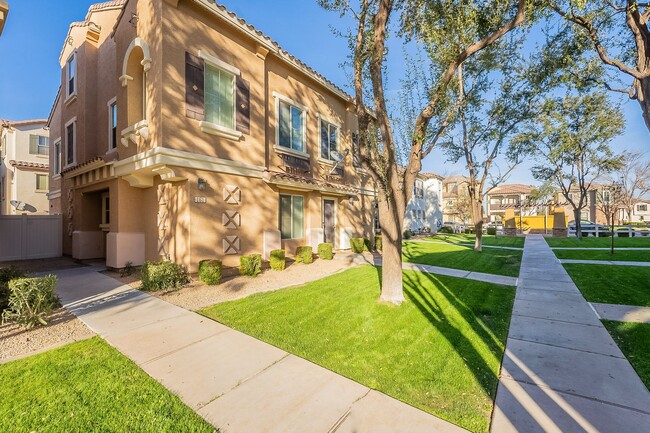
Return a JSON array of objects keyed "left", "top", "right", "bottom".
[{"left": 0, "top": 0, "right": 647, "bottom": 183}]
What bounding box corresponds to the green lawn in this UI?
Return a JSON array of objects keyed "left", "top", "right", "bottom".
[
  {"left": 0, "top": 337, "right": 215, "bottom": 433},
  {"left": 563, "top": 264, "right": 650, "bottom": 306},
  {"left": 602, "top": 321, "right": 650, "bottom": 390},
  {"left": 200, "top": 266, "right": 515, "bottom": 433},
  {"left": 553, "top": 249, "right": 650, "bottom": 262},
  {"left": 430, "top": 234, "right": 525, "bottom": 248},
  {"left": 404, "top": 241, "right": 522, "bottom": 277},
  {"left": 545, "top": 236, "right": 650, "bottom": 248}
]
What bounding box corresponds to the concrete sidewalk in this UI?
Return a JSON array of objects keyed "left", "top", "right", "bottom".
[
  {"left": 591, "top": 302, "right": 650, "bottom": 324},
  {"left": 55, "top": 267, "right": 467, "bottom": 433},
  {"left": 559, "top": 259, "right": 650, "bottom": 267},
  {"left": 491, "top": 235, "right": 650, "bottom": 433},
  {"left": 336, "top": 252, "right": 518, "bottom": 286}
]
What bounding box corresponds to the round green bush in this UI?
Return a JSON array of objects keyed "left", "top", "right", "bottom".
[
  {"left": 350, "top": 238, "right": 365, "bottom": 253},
  {"left": 374, "top": 235, "right": 382, "bottom": 251},
  {"left": 198, "top": 259, "right": 223, "bottom": 285},
  {"left": 141, "top": 260, "right": 190, "bottom": 291},
  {"left": 403, "top": 230, "right": 413, "bottom": 240},
  {"left": 438, "top": 226, "right": 453, "bottom": 234},
  {"left": 318, "top": 243, "right": 333, "bottom": 260},
  {"left": 295, "top": 246, "right": 313, "bottom": 264},
  {"left": 270, "top": 249, "right": 286, "bottom": 271},
  {"left": 2, "top": 275, "right": 60, "bottom": 329},
  {"left": 239, "top": 254, "right": 262, "bottom": 277}
]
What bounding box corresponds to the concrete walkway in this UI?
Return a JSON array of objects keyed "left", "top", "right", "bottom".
[
  {"left": 336, "top": 253, "right": 518, "bottom": 286},
  {"left": 54, "top": 267, "right": 467, "bottom": 433},
  {"left": 559, "top": 259, "right": 650, "bottom": 267},
  {"left": 551, "top": 247, "right": 650, "bottom": 251},
  {"left": 590, "top": 302, "right": 650, "bottom": 324},
  {"left": 491, "top": 235, "right": 650, "bottom": 433}
]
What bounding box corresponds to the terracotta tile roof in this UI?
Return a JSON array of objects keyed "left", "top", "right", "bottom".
[
  {"left": 263, "top": 170, "right": 358, "bottom": 195},
  {"left": 60, "top": 157, "right": 104, "bottom": 175},
  {"left": 88, "top": 0, "right": 127, "bottom": 14},
  {"left": 9, "top": 160, "right": 48, "bottom": 170},
  {"left": 1, "top": 119, "right": 48, "bottom": 128},
  {"left": 420, "top": 172, "right": 444, "bottom": 180},
  {"left": 489, "top": 184, "right": 534, "bottom": 195}
]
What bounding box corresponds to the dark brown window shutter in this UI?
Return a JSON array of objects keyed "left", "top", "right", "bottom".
[
  {"left": 185, "top": 52, "right": 205, "bottom": 120},
  {"left": 235, "top": 76, "right": 250, "bottom": 135}
]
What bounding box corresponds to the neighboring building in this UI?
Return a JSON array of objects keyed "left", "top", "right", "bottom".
[
  {"left": 555, "top": 185, "right": 607, "bottom": 224},
  {"left": 404, "top": 172, "right": 443, "bottom": 233},
  {"left": 0, "top": 1, "right": 8, "bottom": 37},
  {"left": 48, "top": 0, "right": 376, "bottom": 270},
  {"left": 628, "top": 199, "right": 650, "bottom": 224},
  {"left": 486, "top": 184, "right": 536, "bottom": 223},
  {"left": 441, "top": 175, "right": 470, "bottom": 224},
  {"left": 0, "top": 119, "right": 50, "bottom": 215}
]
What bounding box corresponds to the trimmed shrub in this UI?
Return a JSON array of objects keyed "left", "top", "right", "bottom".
[
  {"left": 438, "top": 226, "right": 453, "bottom": 234},
  {"left": 487, "top": 227, "right": 497, "bottom": 236},
  {"left": 270, "top": 249, "right": 286, "bottom": 271},
  {"left": 350, "top": 238, "right": 365, "bottom": 253},
  {"left": 403, "top": 230, "right": 413, "bottom": 240},
  {"left": 239, "top": 254, "right": 262, "bottom": 277},
  {"left": 374, "top": 235, "right": 382, "bottom": 251},
  {"left": 198, "top": 259, "right": 223, "bottom": 285},
  {"left": 318, "top": 243, "right": 333, "bottom": 260},
  {"left": 0, "top": 266, "right": 25, "bottom": 313},
  {"left": 141, "top": 260, "right": 190, "bottom": 291},
  {"left": 295, "top": 246, "right": 313, "bottom": 264},
  {"left": 363, "top": 238, "right": 372, "bottom": 252},
  {"left": 1, "top": 275, "right": 59, "bottom": 329}
]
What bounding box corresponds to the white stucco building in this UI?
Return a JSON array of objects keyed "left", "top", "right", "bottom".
[
  {"left": 404, "top": 172, "right": 444, "bottom": 233},
  {"left": 0, "top": 119, "right": 50, "bottom": 215}
]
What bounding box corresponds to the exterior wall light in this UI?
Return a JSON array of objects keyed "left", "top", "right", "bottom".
[{"left": 198, "top": 177, "right": 208, "bottom": 191}]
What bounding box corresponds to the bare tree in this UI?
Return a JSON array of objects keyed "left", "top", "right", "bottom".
[
  {"left": 614, "top": 151, "right": 650, "bottom": 223},
  {"left": 321, "top": 0, "right": 530, "bottom": 304}
]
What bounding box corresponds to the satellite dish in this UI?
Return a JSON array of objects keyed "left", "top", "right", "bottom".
[
  {"left": 10, "top": 200, "right": 25, "bottom": 211},
  {"left": 330, "top": 151, "right": 343, "bottom": 162}
]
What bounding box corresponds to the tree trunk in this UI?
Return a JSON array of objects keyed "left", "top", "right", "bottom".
[
  {"left": 637, "top": 77, "right": 650, "bottom": 133},
  {"left": 471, "top": 198, "right": 484, "bottom": 252},
  {"left": 574, "top": 208, "right": 582, "bottom": 240},
  {"left": 378, "top": 194, "right": 405, "bottom": 305}
]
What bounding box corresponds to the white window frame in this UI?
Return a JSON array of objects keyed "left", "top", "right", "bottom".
[
  {"left": 65, "top": 51, "right": 77, "bottom": 101},
  {"left": 279, "top": 194, "right": 304, "bottom": 240},
  {"left": 318, "top": 114, "right": 341, "bottom": 163},
  {"left": 53, "top": 139, "right": 62, "bottom": 176},
  {"left": 29, "top": 134, "right": 49, "bottom": 156},
  {"left": 64, "top": 117, "right": 77, "bottom": 168},
  {"left": 107, "top": 97, "right": 118, "bottom": 152},
  {"left": 273, "top": 92, "right": 308, "bottom": 157},
  {"left": 197, "top": 50, "right": 242, "bottom": 141}
]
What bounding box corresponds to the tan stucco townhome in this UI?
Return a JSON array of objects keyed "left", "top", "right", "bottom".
[
  {"left": 0, "top": 119, "right": 50, "bottom": 215},
  {"left": 48, "top": 0, "right": 376, "bottom": 270}
]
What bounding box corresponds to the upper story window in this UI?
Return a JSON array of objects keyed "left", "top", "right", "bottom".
[
  {"left": 414, "top": 179, "right": 424, "bottom": 199},
  {"left": 108, "top": 99, "right": 117, "bottom": 150},
  {"left": 205, "top": 64, "right": 235, "bottom": 130},
  {"left": 29, "top": 135, "right": 49, "bottom": 156},
  {"left": 279, "top": 100, "right": 305, "bottom": 153},
  {"left": 66, "top": 52, "right": 76, "bottom": 98},
  {"left": 53, "top": 140, "right": 61, "bottom": 175},
  {"left": 65, "top": 119, "right": 76, "bottom": 166},
  {"left": 639, "top": 204, "right": 648, "bottom": 212},
  {"left": 320, "top": 119, "right": 339, "bottom": 161}
]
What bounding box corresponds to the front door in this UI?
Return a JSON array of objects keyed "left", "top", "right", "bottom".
[{"left": 323, "top": 199, "right": 335, "bottom": 245}]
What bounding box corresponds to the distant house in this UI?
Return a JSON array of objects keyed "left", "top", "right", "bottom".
[
  {"left": 486, "top": 184, "right": 536, "bottom": 223},
  {"left": 0, "top": 119, "right": 50, "bottom": 215},
  {"left": 403, "top": 172, "right": 443, "bottom": 233},
  {"left": 441, "top": 175, "right": 470, "bottom": 224},
  {"left": 629, "top": 199, "right": 650, "bottom": 224},
  {"left": 554, "top": 185, "right": 609, "bottom": 224}
]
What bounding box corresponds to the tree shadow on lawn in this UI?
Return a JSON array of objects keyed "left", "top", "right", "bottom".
[
  {"left": 403, "top": 243, "right": 521, "bottom": 277},
  {"left": 401, "top": 269, "right": 514, "bottom": 401}
]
